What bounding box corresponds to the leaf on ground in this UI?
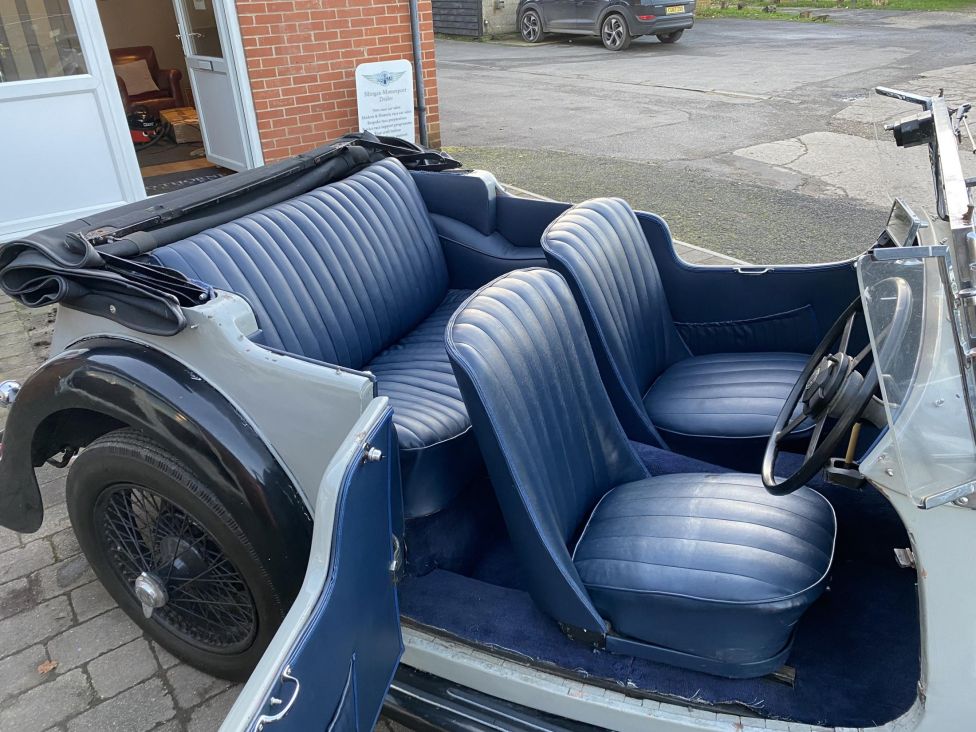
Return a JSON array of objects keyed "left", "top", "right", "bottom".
[{"left": 36, "top": 660, "right": 58, "bottom": 675}]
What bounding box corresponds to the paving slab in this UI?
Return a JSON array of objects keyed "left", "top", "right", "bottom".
[
  {"left": 0, "top": 644, "right": 51, "bottom": 702},
  {"left": 46, "top": 608, "right": 143, "bottom": 671},
  {"left": 66, "top": 678, "right": 175, "bottom": 732},
  {"left": 0, "top": 668, "right": 94, "bottom": 732},
  {"left": 88, "top": 639, "right": 159, "bottom": 699},
  {"left": 0, "top": 596, "right": 74, "bottom": 658}
]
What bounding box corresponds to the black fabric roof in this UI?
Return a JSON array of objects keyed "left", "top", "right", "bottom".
[{"left": 0, "top": 135, "right": 460, "bottom": 336}]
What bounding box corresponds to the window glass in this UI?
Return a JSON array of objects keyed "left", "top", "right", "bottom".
[
  {"left": 179, "top": 0, "right": 222, "bottom": 58},
  {"left": 0, "top": 0, "right": 87, "bottom": 82}
]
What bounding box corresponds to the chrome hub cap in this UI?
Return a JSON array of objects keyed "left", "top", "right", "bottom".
[{"left": 134, "top": 571, "right": 168, "bottom": 619}]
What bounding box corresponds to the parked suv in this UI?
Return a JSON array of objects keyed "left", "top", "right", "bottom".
[{"left": 517, "top": 0, "right": 695, "bottom": 51}]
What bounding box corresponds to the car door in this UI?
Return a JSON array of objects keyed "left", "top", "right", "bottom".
[
  {"left": 574, "top": 0, "right": 607, "bottom": 31},
  {"left": 542, "top": 0, "right": 581, "bottom": 30},
  {"left": 220, "top": 400, "right": 404, "bottom": 732}
]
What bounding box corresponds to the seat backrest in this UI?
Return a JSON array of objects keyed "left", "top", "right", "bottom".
[
  {"left": 446, "top": 268, "right": 647, "bottom": 633},
  {"left": 541, "top": 198, "right": 688, "bottom": 445},
  {"left": 153, "top": 158, "right": 448, "bottom": 368}
]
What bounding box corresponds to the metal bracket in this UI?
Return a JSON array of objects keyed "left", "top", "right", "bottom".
[
  {"left": 916, "top": 481, "right": 976, "bottom": 510},
  {"left": 894, "top": 547, "right": 916, "bottom": 569},
  {"left": 46, "top": 447, "right": 77, "bottom": 469}
]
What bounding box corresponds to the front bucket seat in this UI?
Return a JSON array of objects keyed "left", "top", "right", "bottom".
[
  {"left": 446, "top": 268, "right": 835, "bottom": 678},
  {"left": 541, "top": 198, "right": 811, "bottom": 470}
]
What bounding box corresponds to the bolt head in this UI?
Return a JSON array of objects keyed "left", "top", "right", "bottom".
[{"left": 0, "top": 381, "right": 20, "bottom": 407}]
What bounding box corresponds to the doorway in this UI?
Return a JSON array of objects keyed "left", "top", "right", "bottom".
[{"left": 95, "top": 0, "right": 262, "bottom": 195}]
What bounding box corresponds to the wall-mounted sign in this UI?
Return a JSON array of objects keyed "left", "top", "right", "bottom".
[{"left": 355, "top": 59, "right": 415, "bottom": 143}]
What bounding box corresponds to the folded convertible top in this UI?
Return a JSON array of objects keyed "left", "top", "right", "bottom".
[{"left": 0, "top": 135, "right": 460, "bottom": 336}]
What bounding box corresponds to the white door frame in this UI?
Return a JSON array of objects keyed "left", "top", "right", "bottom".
[
  {"left": 217, "top": 0, "right": 264, "bottom": 168},
  {"left": 0, "top": 0, "right": 145, "bottom": 240},
  {"left": 170, "top": 0, "right": 264, "bottom": 170}
]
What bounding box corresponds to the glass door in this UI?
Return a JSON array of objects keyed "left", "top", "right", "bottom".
[
  {"left": 172, "top": 0, "right": 254, "bottom": 171},
  {"left": 0, "top": 0, "right": 144, "bottom": 240}
]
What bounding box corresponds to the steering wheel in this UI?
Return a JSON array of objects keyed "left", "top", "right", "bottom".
[{"left": 762, "top": 279, "right": 912, "bottom": 495}]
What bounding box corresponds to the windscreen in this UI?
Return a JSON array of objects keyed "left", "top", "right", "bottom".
[{"left": 858, "top": 253, "right": 976, "bottom": 505}]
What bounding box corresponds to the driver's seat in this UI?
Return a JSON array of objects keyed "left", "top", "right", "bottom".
[
  {"left": 541, "top": 197, "right": 812, "bottom": 470},
  {"left": 446, "top": 269, "right": 835, "bottom": 678}
]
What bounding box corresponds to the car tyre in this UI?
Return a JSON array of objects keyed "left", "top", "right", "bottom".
[
  {"left": 520, "top": 9, "right": 545, "bottom": 43},
  {"left": 66, "top": 428, "right": 285, "bottom": 681},
  {"left": 657, "top": 30, "right": 684, "bottom": 44},
  {"left": 601, "top": 14, "right": 631, "bottom": 51}
]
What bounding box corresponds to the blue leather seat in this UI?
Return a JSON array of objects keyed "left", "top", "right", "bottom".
[
  {"left": 540, "top": 198, "right": 810, "bottom": 469},
  {"left": 152, "top": 158, "right": 475, "bottom": 517},
  {"left": 446, "top": 268, "right": 834, "bottom": 677}
]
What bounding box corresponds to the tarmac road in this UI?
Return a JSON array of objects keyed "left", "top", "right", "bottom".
[{"left": 436, "top": 10, "right": 976, "bottom": 264}]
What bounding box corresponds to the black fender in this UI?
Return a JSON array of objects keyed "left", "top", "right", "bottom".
[{"left": 0, "top": 337, "right": 312, "bottom": 607}]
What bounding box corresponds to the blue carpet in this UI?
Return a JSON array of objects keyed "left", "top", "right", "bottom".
[{"left": 399, "top": 445, "right": 920, "bottom": 727}]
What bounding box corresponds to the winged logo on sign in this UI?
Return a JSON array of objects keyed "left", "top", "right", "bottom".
[{"left": 363, "top": 70, "right": 407, "bottom": 87}]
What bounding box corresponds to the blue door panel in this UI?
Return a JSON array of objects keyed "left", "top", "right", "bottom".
[
  {"left": 327, "top": 658, "right": 360, "bottom": 732},
  {"left": 249, "top": 411, "right": 403, "bottom": 731},
  {"left": 636, "top": 212, "right": 862, "bottom": 352}
]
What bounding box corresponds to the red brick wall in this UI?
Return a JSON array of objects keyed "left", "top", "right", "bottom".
[{"left": 236, "top": 0, "right": 440, "bottom": 162}]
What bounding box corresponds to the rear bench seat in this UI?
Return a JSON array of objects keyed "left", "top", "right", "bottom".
[{"left": 151, "top": 158, "right": 478, "bottom": 518}]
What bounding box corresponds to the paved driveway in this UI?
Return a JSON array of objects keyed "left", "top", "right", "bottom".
[{"left": 438, "top": 10, "right": 976, "bottom": 262}]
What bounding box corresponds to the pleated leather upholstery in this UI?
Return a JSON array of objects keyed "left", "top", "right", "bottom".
[
  {"left": 574, "top": 473, "right": 835, "bottom": 664},
  {"left": 447, "top": 268, "right": 648, "bottom": 632},
  {"left": 541, "top": 198, "right": 688, "bottom": 446},
  {"left": 152, "top": 158, "right": 448, "bottom": 368},
  {"left": 152, "top": 158, "right": 473, "bottom": 517},
  {"left": 644, "top": 352, "right": 811, "bottom": 439},
  {"left": 368, "top": 289, "right": 481, "bottom": 517},
  {"left": 369, "top": 289, "right": 471, "bottom": 449},
  {"left": 541, "top": 198, "right": 810, "bottom": 468},
  {"left": 448, "top": 269, "right": 835, "bottom": 675}
]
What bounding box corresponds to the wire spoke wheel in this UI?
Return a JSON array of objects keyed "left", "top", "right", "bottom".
[{"left": 96, "top": 483, "right": 258, "bottom": 654}]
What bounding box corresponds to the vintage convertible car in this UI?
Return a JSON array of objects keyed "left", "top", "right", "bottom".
[{"left": 0, "top": 87, "right": 973, "bottom": 732}]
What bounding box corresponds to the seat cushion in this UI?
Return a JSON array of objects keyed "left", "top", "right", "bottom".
[
  {"left": 642, "top": 351, "right": 809, "bottom": 469},
  {"left": 574, "top": 473, "right": 835, "bottom": 668},
  {"left": 152, "top": 157, "right": 448, "bottom": 369},
  {"left": 644, "top": 352, "right": 809, "bottom": 439},
  {"left": 369, "top": 290, "right": 479, "bottom": 518}
]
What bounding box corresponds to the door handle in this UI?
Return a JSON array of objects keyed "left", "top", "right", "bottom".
[
  {"left": 256, "top": 665, "right": 300, "bottom": 730},
  {"left": 175, "top": 32, "right": 203, "bottom": 39},
  {"left": 734, "top": 266, "right": 772, "bottom": 275}
]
